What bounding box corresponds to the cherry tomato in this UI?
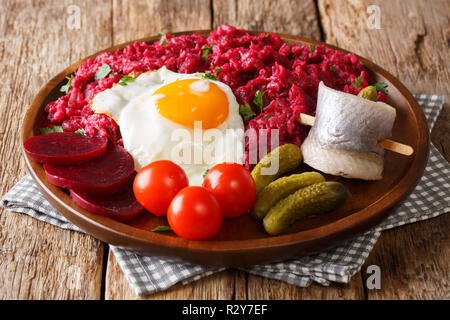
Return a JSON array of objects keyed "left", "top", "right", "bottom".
[
  {"left": 133, "top": 160, "right": 188, "bottom": 216},
  {"left": 202, "top": 162, "right": 256, "bottom": 218},
  {"left": 167, "top": 186, "right": 223, "bottom": 240}
]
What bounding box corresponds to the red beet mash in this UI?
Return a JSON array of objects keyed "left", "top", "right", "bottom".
[{"left": 44, "top": 24, "right": 380, "bottom": 168}]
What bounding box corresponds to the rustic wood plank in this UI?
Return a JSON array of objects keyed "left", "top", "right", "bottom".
[
  {"left": 362, "top": 216, "right": 450, "bottom": 299},
  {"left": 212, "top": 0, "right": 322, "bottom": 39},
  {"left": 0, "top": 217, "right": 105, "bottom": 299},
  {"left": 104, "top": 0, "right": 240, "bottom": 300},
  {"left": 112, "top": 0, "right": 213, "bottom": 44},
  {"left": 0, "top": 0, "right": 112, "bottom": 299},
  {"left": 105, "top": 252, "right": 235, "bottom": 299},
  {"left": 319, "top": 0, "right": 449, "bottom": 299},
  {"left": 246, "top": 272, "right": 365, "bottom": 299},
  {"left": 233, "top": 271, "right": 248, "bottom": 300}
]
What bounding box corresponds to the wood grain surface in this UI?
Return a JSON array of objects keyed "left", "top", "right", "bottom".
[
  {"left": 0, "top": 0, "right": 111, "bottom": 299},
  {"left": 0, "top": 0, "right": 448, "bottom": 300},
  {"left": 213, "top": 0, "right": 321, "bottom": 39}
]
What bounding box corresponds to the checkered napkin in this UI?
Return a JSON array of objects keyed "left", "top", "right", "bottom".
[{"left": 2, "top": 94, "right": 449, "bottom": 296}]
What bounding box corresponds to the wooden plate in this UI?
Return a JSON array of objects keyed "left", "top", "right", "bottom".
[{"left": 21, "top": 30, "right": 429, "bottom": 267}]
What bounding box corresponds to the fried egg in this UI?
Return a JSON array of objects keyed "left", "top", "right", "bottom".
[{"left": 91, "top": 67, "right": 244, "bottom": 186}]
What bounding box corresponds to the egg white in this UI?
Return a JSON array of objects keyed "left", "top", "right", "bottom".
[{"left": 91, "top": 67, "right": 245, "bottom": 186}]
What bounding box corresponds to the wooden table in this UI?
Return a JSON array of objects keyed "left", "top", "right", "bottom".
[{"left": 0, "top": 0, "right": 448, "bottom": 300}]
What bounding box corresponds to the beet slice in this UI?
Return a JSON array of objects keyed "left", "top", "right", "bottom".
[
  {"left": 69, "top": 178, "right": 145, "bottom": 221},
  {"left": 44, "top": 144, "right": 135, "bottom": 195},
  {"left": 24, "top": 132, "right": 108, "bottom": 165}
]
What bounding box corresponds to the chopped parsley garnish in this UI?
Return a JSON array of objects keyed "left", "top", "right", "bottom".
[
  {"left": 214, "top": 67, "right": 222, "bottom": 74},
  {"left": 195, "top": 72, "right": 218, "bottom": 81},
  {"left": 262, "top": 33, "right": 270, "bottom": 39},
  {"left": 353, "top": 75, "right": 363, "bottom": 89},
  {"left": 264, "top": 115, "right": 272, "bottom": 119},
  {"left": 253, "top": 90, "right": 267, "bottom": 112},
  {"left": 94, "top": 62, "right": 112, "bottom": 80},
  {"left": 201, "top": 44, "right": 214, "bottom": 61},
  {"left": 329, "top": 65, "right": 337, "bottom": 72},
  {"left": 40, "top": 126, "right": 63, "bottom": 135},
  {"left": 239, "top": 103, "right": 256, "bottom": 121},
  {"left": 118, "top": 75, "right": 136, "bottom": 86},
  {"left": 309, "top": 44, "right": 316, "bottom": 53},
  {"left": 157, "top": 31, "right": 168, "bottom": 46},
  {"left": 202, "top": 168, "right": 210, "bottom": 179},
  {"left": 152, "top": 226, "right": 172, "bottom": 233},
  {"left": 74, "top": 128, "right": 85, "bottom": 135},
  {"left": 60, "top": 74, "right": 74, "bottom": 94},
  {"left": 374, "top": 82, "right": 388, "bottom": 95}
]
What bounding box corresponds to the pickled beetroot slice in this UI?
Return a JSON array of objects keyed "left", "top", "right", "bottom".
[
  {"left": 44, "top": 144, "right": 135, "bottom": 195},
  {"left": 69, "top": 179, "right": 145, "bottom": 221},
  {"left": 24, "top": 132, "right": 108, "bottom": 165}
]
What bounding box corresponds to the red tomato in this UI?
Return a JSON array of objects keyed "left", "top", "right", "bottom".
[
  {"left": 167, "top": 186, "right": 223, "bottom": 240},
  {"left": 133, "top": 160, "right": 188, "bottom": 216},
  {"left": 202, "top": 162, "right": 256, "bottom": 218}
]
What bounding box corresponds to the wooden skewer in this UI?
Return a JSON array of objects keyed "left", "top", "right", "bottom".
[{"left": 298, "top": 113, "right": 414, "bottom": 156}]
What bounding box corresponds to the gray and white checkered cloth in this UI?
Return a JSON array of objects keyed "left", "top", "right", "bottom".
[{"left": 2, "top": 94, "right": 449, "bottom": 296}]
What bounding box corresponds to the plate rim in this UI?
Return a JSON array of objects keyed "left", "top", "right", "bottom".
[{"left": 21, "top": 30, "right": 430, "bottom": 264}]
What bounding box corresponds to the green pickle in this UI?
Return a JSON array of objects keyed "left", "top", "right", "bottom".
[
  {"left": 358, "top": 85, "right": 377, "bottom": 101},
  {"left": 263, "top": 182, "right": 350, "bottom": 235},
  {"left": 252, "top": 172, "right": 325, "bottom": 220},
  {"left": 251, "top": 144, "right": 303, "bottom": 193}
]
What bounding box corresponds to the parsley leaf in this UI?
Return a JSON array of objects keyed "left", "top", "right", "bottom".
[
  {"left": 239, "top": 104, "right": 256, "bottom": 121},
  {"left": 329, "top": 65, "right": 336, "bottom": 72},
  {"left": 353, "top": 75, "right": 362, "bottom": 89},
  {"left": 262, "top": 33, "right": 269, "bottom": 39},
  {"left": 152, "top": 226, "right": 172, "bottom": 233},
  {"left": 94, "top": 62, "right": 112, "bottom": 80},
  {"left": 214, "top": 67, "right": 222, "bottom": 74},
  {"left": 253, "top": 90, "right": 267, "bottom": 112},
  {"left": 60, "top": 75, "right": 74, "bottom": 94},
  {"left": 195, "top": 72, "right": 218, "bottom": 81},
  {"left": 118, "top": 75, "right": 136, "bottom": 86},
  {"left": 374, "top": 82, "right": 388, "bottom": 95},
  {"left": 40, "top": 126, "right": 63, "bottom": 135},
  {"left": 74, "top": 129, "right": 85, "bottom": 135},
  {"left": 309, "top": 44, "right": 316, "bottom": 53},
  {"left": 264, "top": 115, "right": 272, "bottom": 119},
  {"left": 201, "top": 44, "right": 214, "bottom": 61},
  {"left": 157, "top": 31, "right": 168, "bottom": 46}
]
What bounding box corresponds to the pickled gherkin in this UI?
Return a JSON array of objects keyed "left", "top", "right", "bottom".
[
  {"left": 251, "top": 144, "right": 303, "bottom": 193},
  {"left": 252, "top": 172, "right": 325, "bottom": 220},
  {"left": 357, "top": 86, "right": 377, "bottom": 101},
  {"left": 263, "top": 182, "right": 350, "bottom": 235}
]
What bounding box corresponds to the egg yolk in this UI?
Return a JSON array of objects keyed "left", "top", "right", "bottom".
[{"left": 153, "top": 79, "right": 229, "bottom": 129}]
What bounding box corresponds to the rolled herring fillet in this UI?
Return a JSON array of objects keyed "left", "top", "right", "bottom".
[{"left": 301, "top": 81, "right": 396, "bottom": 180}]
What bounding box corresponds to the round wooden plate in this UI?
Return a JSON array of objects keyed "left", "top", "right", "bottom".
[{"left": 22, "top": 30, "right": 429, "bottom": 267}]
